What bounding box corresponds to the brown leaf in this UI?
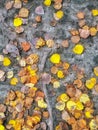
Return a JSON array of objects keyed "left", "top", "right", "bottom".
[
  {"left": 66, "top": 84, "right": 76, "bottom": 97},
  {"left": 43, "top": 111, "right": 49, "bottom": 118},
  {"left": 71, "top": 35, "right": 80, "bottom": 44},
  {"left": 76, "top": 12, "right": 85, "bottom": 19},
  {"left": 79, "top": 29, "right": 90, "bottom": 39},
  {"left": 14, "top": 0, "right": 22, "bottom": 9},
  {"left": 5, "top": 1, "right": 14, "bottom": 10},
  {"left": 78, "top": 20, "right": 86, "bottom": 27},
  {"left": 19, "top": 8, "right": 29, "bottom": 18},
  {"left": 61, "top": 40, "right": 69, "bottom": 48},
  {"left": 0, "top": 104, "right": 6, "bottom": 113}
]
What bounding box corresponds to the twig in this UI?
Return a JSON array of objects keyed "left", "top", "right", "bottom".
[
  {"left": 39, "top": 49, "right": 53, "bottom": 130},
  {"left": 42, "top": 83, "right": 53, "bottom": 130}
]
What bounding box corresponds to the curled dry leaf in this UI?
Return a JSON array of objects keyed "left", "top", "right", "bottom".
[
  {"left": 35, "top": 38, "right": 45, "bottom": 48},
  {"left": 7, "top": 90, "right": 16, "bottom": 102},
  {"left": 26, "top": 54, "right": 39, "bottom": 64},
  {"left": 73, "top": 79, "right": 82, "bottom": 88},
  {"left": 70, "top": 29, "right": 79, "bottom": 36},
  {"left": 19, "top": 8, "right": 29, "bottom": 18},
  {"left": 71, "top": 35, "right": 80, "bottom": 44}
]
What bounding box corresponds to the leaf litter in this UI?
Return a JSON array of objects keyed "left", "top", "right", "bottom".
[{"left": 0, "top": 0, "right": 98, "bottom": 130}]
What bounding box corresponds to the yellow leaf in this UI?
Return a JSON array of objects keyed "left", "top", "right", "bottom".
[
  {"left": 55, "top": 101, "right": 65, "bottom": 111},
  {"left": 55, "top": 10, "right": 64, "bottom": 19},
  {"left": 59, "top": 93, "right": 69, "bottom": 102},
  {"left": 66, "top": 100, "right": 76, "bottom": 111},
  {"left": 38, "top": 99, "right": 47, "bottom": 108},
  {"left": 0, "top": 125, "right": 5, "bottom": 130},
  {"left": 44, "top": 0, "right": 51, "bottom": 6},
  {"left": 57, "top": 70, "right": 64, "bottom": 78},
  {"left": 86, "top": 78, "right": 96, "bottom": 89},
  {"left": 85, "top": 111, "right": 93, "bottom": 119},
  {"left": 9, "top": 120, "right": 16, "bottom": 126},
  {"left": 76, "top": 101, "right": 84, "bottom": 110},
  {"left": 73, "top": 44, "right": 84, "bottom": 55},
  {"left": 92, "top": 9, "right": 98, "bottom": 16},
  {"left": 89, "top": 119, "right": 98, "bottom": 130},
  {"left": 90, "top": 27, "right": 97, "bottom": 36},
  {"left": 53, "top": 81, "right": 60, "bottom": 88},
  {"left": 94, "top": 66, "right": 98, "bottom": 76},
  {"left": 80, "top": 94, "right": 90, "bottom": 104},
  {"left": 7, "top": 71, "right": 13, "bottom": 79},
  {"left": 10, "top": 77, "right": 18, "bottom": 86},
  {"left": 50, "top": 53, "right": 61, "bottom": 64},
  {"left": 13, "top": 18, "right": 23, "bottom": 27},
  {"left": 3, "top": 57, "right": 11, "bottom": 66}
]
